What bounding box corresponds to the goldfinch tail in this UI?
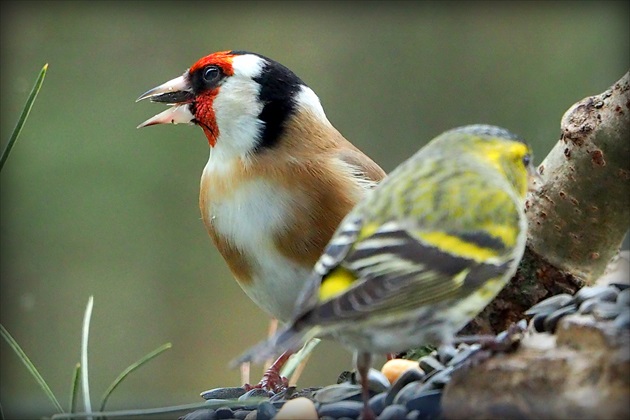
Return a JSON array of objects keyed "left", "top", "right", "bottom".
[{"left": 229, "top": 324, "right": 312, "bottom": 368}]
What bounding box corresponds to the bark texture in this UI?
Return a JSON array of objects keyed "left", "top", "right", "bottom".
[
  {"left": 528, "top": 71, "right": 630, "bottom": 282},
  {"left": 462, "top": 71, "right": 630, "bottom": 336},
  {"left": 444, "top": 315, "right": 630, "bottom": 420}
]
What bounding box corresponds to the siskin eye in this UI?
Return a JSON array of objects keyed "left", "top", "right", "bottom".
[
  {"left": 203, "top": 66, "right": 221, "bottom": 83},
  {"left": 522, "top": 153, "right": 532, "bottom": 167}
]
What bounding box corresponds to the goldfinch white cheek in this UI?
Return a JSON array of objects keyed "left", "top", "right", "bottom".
[{"left": 212, "top": 76, "right": 264, "bottom": 160}]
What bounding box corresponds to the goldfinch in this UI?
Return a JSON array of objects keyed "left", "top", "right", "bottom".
[
  {"left": 136, "top": 50, "right": 386, "bottom": 389},
  {"left": 233, "top": 124, "right": 536, "bottom": 413}
]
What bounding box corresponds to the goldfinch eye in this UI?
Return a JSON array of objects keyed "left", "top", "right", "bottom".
[
  {"left": 522, "top": 154, "right": 532, "bottom": 167},
  {"left": 203, "top": 66, "right": 220, "bottom": 83}
]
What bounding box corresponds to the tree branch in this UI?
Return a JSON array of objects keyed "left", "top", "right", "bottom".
[
  {"left": 462, "top": 71, "right": 630, "bottom": 335},
  {"left": 528, "top": 71, "right": 630, "bottom": 282}
]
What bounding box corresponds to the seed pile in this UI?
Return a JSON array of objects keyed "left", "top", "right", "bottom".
[
  {"left": 182, "top": 283, "right": 629, "bottom": 420},
  {"left": 526, "top": 283, "right": 630, "bottom": 333}
]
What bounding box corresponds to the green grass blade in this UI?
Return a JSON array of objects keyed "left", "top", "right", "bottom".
[
  {"left": 51, "top": 398, "right": 265, "bottom": 419},
  {"left": 80, "top": 296, "right": 94, "bottom": 418},
  {"left": 99, "top": 342, "right": 172, "bottom": 412},
  {"left": 280, "top": 337, "right": 320, "bottom": 380},
  {"left": 69, "top": 363, "right": 81, "bottom": 413},
  {"left": 0, "top": 323, "right": 64, "bottom": 413},
  {"left": 0, "top": 63, "right": 48, "bottom": 172}
]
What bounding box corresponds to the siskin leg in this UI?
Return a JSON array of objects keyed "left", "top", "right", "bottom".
[{"left": 355, "top": 351, "right": 375, "bottom": 420}]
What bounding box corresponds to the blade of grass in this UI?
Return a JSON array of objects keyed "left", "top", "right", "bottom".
[
  {"left": 51, "top": 398, "right": 265, "bottom": 419},
  {"left": 81, "top": 296, "right": 94, "bottom": 419},
  {"left": 69, "top": 363, "right": 81, "bottom": 414},
  {"left": 0, "top": 63, "right": 48, "bottom": 172},
  {"left": 280, "top": 337, "right": 320, "bottom": 381},
  {"left": 99, "top": 342, "right": 172, "bottom": 412},
  {"left": 0, "top": 323, "right": 64, "bottom": 413},
  {"left": 0, "top": 400, "right": 5, "bottom": 420}
]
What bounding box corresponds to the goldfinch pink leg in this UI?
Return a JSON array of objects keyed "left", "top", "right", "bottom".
[
  {"left": 240, "top": 361, "right": 250, "bottom": 386},
  {"left": 243, "top": 351, "right": 291, "bottom": 393},
  {"left": 263, "top": 318, "right": 279, "bottom": 368},
  {"left": 243, "top": 319, "right": 290, "bottom": 393}
]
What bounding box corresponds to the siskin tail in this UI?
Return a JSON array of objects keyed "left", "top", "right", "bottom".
[{"left": 229, "top": 324, "right": 314, "bottom": 368}]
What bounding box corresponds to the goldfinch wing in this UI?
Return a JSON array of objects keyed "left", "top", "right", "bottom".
[
  {"left": 302, "top": 220, "right": 515, "bottom": 325},
  {"left": 336, "top": 148, "right": 387, "bottom": 185}
]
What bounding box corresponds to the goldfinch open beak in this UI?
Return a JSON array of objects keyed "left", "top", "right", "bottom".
[{"left": 136, "top": 74, "right": 196, "bottom": 128}]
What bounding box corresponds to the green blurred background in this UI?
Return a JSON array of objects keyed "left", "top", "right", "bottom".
[{"left": 1, "top": 1, "right": 628, "bottom": 417}]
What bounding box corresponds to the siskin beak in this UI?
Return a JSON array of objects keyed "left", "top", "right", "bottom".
[{"left": 136, "top": 74, "right": 196, "bottom": 128}]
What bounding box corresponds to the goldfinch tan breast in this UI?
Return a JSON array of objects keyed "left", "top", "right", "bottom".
[{"left": 136, "top": 50, "right": 385, "bottom": 387}]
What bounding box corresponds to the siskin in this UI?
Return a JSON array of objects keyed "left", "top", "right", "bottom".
[{"left": 233, "top": 124, "right": 537, "bottom": 415}]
